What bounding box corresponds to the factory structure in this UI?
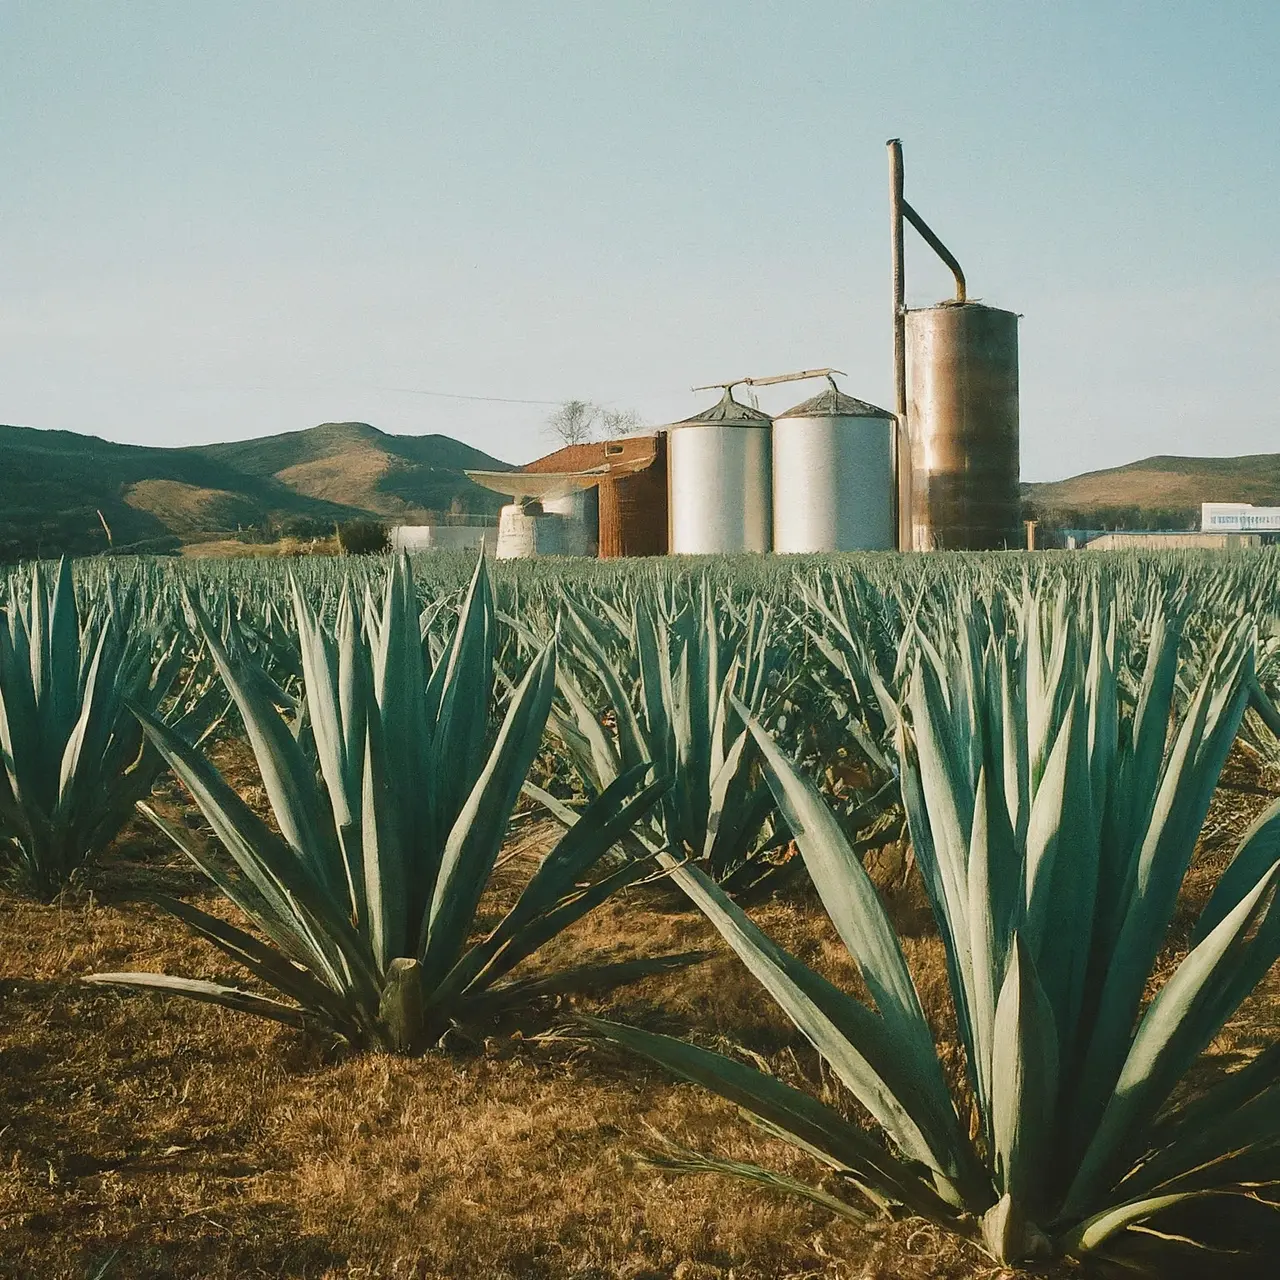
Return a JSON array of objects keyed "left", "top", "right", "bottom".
[
  {"left": 1201, "top": 503, "right": 1280, "bottom": 533},
  {"left": 452, "top": 141, "right": 1025, "bottom": 560},
  {"left": 399, "top": 142, "right": 1263, "bottom": 561}
]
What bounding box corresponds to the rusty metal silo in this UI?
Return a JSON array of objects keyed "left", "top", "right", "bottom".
[
  {"left": 888, "top": 138, "right": 1021, "bottom": 551},
  {"left": 905, "top": 301, "right": 1020, "bottom": 549}
]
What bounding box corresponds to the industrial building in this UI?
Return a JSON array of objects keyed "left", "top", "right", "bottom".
[
  {"left": 425, "top": 140, "right": 1029, "bottom": 562},
  {"left": 1086, "top": 531, "right": 1261, "bottom": 551},
  {"left": 465, "top": 433, "right": 667, "bottom": 559},
  {"left": 1201, "top": 503, "right": 1280, "bottom": 533},
  {"left": 388, "top": 524, "right": 496, "bottom": 554},
  {"left": 461, "top": 370, "right": 907, "bottom": 560}
]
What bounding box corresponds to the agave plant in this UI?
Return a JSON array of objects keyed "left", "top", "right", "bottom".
[
  {"left": 587, "top": 593, "right": 1280, "bottom": 1269},
  {"left": 538, "top": 581, "right": 787, "bottom": 891},
  {"left": 0, "top": 558, "right": 214, "bottom": 900},
  {"left": 91, "top": 556, "right": 693, "bottom": 1053}
]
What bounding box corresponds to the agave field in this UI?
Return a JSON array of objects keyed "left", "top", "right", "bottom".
[{"left": 4, "top": 547, "right": 1280, "bottom": 1278}]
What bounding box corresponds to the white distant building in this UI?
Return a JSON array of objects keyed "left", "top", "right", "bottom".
[
  {"left": 1201, "top": 503, "right": 1280, "bottom": 533},
  {"left": 388, "top": 525, "right": 497, "bottom": 554}
]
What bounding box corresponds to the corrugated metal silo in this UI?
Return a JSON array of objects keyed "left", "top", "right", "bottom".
[
  {"left": 905, "top": 301, "right": 1020, "bottom": 550},
  {"left": 668, "top": 391, "right": 772, "bottom": 554},
  {"left": 772, "top": 384, "right": 895, "bottom": 552}
]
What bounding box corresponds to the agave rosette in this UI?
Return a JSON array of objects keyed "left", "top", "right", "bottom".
[
  {"left": 588, "top": 588, "right": 1280, "bottom": 1268},
  {"left": 90, "top": 555, "right": 697, "bottom": 1052}
]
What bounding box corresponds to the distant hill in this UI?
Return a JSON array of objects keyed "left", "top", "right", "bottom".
[
  {"left": 0, "top": 422, "right": 511, "bottom": 560},
  {"left": 1023, "top": 454, "right": 1280, "bottom": 528},
  {"left": 194, "top": 422, "right": 511, "bottom": 520},
  {"left": 6, "top": 418, "right": 1276, "bottom": 560}
]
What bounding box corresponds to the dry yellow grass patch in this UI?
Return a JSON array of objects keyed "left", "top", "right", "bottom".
[{"left": 2, "top": 756, "right": 1276, "bottom": 1279}]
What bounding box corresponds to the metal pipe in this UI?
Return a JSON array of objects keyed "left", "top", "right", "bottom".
[
  {"left": 901, "top": 199, "right": 967, "bottom": 303},
  {"left": 888, "top": 139, "right": 908, "bottom": 550}
]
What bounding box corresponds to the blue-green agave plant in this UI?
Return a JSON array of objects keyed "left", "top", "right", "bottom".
[
  {"left": 91, "top": 556, "right": 697, "bottom": 1053},
  {"left": 588, "top": 592, "right": 1280, "bottom": 1270}
]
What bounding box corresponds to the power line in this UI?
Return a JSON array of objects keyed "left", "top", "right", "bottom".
[{"left": 374, "top": 385, "right": 564, "bottom": 406}]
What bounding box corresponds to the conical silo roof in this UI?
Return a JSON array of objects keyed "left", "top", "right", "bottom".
[
  {"left": 672, "top": 388, "right": 772, "bottom": 427},
  {"left": 776, "top": 386, "right": 893, "bottom": 419}
]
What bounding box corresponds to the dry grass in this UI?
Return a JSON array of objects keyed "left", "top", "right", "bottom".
[
  {"left": 180, "top": 537, "right": 342, "bottom": 559},
  {"left": 122, "top": 480, "right": 264, "bottom": 538},
  {"left": 2, "top": 751, "right": 1277, "bottom": 1280}
]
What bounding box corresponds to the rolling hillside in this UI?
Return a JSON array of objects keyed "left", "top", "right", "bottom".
[
  {"left": 193, "top": 422, "right": 511, "bottom": 520},
  {"left": 1023, "top": 453, "right": 1280, "bottom": 529},
  {"left": 0, "top": 422, "right": 511, "bottom": 560},
  {"left": 1026, "top": 454, "right": 1280, "bottom": 511}
]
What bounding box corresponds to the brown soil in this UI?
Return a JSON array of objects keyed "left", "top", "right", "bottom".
[{"left": 1, "top": 753, "right": 1275, "bottom": 1280}]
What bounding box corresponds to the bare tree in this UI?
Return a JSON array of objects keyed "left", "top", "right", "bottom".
[
  {"left": 546, "top": 399, "right": 599, "bottom": 445},
  {"left": 600, "top": 407, "right": 645, "bottom": 438}
]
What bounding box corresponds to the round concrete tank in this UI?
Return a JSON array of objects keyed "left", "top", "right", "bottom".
[
  {"left": 495, "top": 502, "right": 570, "bottom": 560},
  {"left": 668, "top": 391, "right": 772, "bottom": 554},
  {"left": 905, "top": 302, "right": 1020, "bottom": 550},
  {"left": 542, "top": 488, "right": 599, "bottom": 556},
  {"left": 772, "top": 384, "right": 895, "bottom": 553}
]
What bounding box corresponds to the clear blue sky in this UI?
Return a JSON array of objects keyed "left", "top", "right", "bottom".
[{"left": 2, "top": 1, "right": 1277, "bottom": 478}]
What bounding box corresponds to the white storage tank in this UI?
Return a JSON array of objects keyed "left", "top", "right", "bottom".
[
  {"left": 668, "top": 390, "right": 772, "bottom": 554},
  {"left": 772, "top": 382, "right": 896, "bottom": 553}
]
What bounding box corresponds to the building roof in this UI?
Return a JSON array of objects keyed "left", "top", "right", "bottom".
[
  {"left": 474, "top": 433, "right": 662, "bottom": 500},
  {"left": 465, "top": 467, "right": 611, "bottom": 502},
  {"left": 516, "top": 434, "right": 661, "bottom": 475},
  {"left": 776, "top": 386, "right": 894, "bottom": 420}
]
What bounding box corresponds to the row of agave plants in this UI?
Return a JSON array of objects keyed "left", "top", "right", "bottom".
[{"left": 3, "top": 551, "right": 1280, "bottom": 1268}]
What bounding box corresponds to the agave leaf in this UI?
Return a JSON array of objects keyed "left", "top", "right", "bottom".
[
  {"left": 148, "top": 892, "right": 358, "bottom": 1028},
  {"left": 990, "top": 938, "right": 1059, "bottom": 1213},
  {"left": 582, "top": 1014, "right": 960, "bottom": 1224},
  {"left": 644, "top": 1144, "right": 875, "bottom": 1223},
  {"left": 520, "top": 781, "right": 583, "bottom": 831},
  {"left": 465, "top": 952, "right": 708, "bottom": 1018},
  {"left": 1125, "top": 1077, "right": 1280, "bottom": 1197},
  {"left": 422, "top": 640, "right": 557, "bottom": 982},
  {"left": 429, "top": 552, "right": 496, "bottom": 850},
  {"left": 562, "top": 599, "right": 647, "bottom": 773},
  {"left": 661, "top": 855, "right": 971, "bottom": 1199},
  {"left": 1072, "top": 647, "right": 1252, "bottom": 1139},
  {"left": 128, "top": 700, "right": 381, "bottom": 1008},
  {"left": 742, "top": 709, "right": 956, "bottom": 1135},
  {"left": 137, "top": 801, "right": 334, "bottom": 977},
  {"left": 1065, "top": 859, "right": 1280, "bottom": 1217},
  {"left": 185, "top": 588, "right": 345, "bottom": 900},
  {"left": 1058, "top": 1191, "right": 1217, "bottom": 1257},
  {"left": 86, "top": 972, "right": 309, "bottom": 1029},
  {"left": 360, "top": 708, "right": 408, "bottom": 975},
  {"left": 553, "top": 665, "right": 621, "bottom": 792},
  {"left": 1193, "top": 795, "right": 1280, "bottom": 944},
  {"left": 427, "top": 765, "right": 665, "bottom": 1008}
]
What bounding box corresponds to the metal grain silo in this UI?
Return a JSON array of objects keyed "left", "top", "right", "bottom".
[
  {"left": 772, "top": 383, "right": 895, "bottom": 552},
  {"left": 668, "top": 390, "right": 772, "bottom": 554},
  {"left": 905, "top": 301, "right": 1020, "bottom": 550}
]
